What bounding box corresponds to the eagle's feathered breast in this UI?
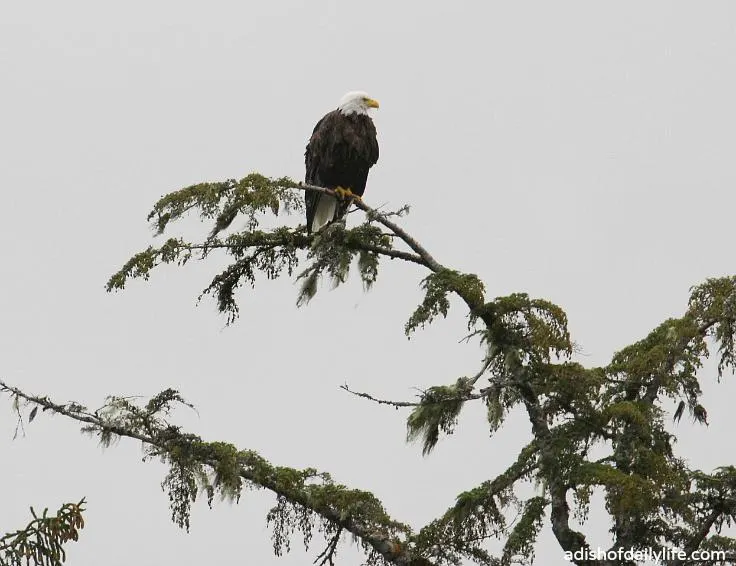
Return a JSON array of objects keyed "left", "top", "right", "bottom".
[{"left": 305, "top": 109, "right": 379, "bottom": 233}]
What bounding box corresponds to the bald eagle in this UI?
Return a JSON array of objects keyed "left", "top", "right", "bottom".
[{"left": 305, "top": 91, "right": 380, "bottom": 234}]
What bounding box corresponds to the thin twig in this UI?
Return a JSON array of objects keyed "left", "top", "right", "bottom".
[
  {"left": 468, "top": 357, "right": 493, "bottom": 387},
  {"left": 191, "top": 235, "right": 426, "bottom": 266},
  {"left": 340, "top": 376, "right": 496, "bottom": 409},
  {"left": 340, "top": 384, "right": 421, "bottom": 408},
  {"left": 340, "top": 355, "right": 493, "bottom": 409},
  {"left": 314, "top": 527, "right": 342, "bottom": 566}
]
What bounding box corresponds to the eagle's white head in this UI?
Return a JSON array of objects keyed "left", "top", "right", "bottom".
[{"left": 337, "top": 91, "right": 380, "bottom": 116}]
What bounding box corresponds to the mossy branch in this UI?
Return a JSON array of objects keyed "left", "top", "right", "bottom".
[
  {"left": 0, "top": 381, "right": 438, "bottom": 566},
  {"left": 108, "top": 173, "right": 490, "bottom": 331}
]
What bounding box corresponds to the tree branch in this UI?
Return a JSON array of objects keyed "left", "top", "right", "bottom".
[
  {"left": 298, "top": 183, "right": 443, "bottom": 274},
  {"left": 0, "top": 380, "right": 434, "bottom": 566},
  {"left": 668, "top": 509, "right": 721, "bottom": 566},
  {"left": 298, "top": 183, "right": 488, "bottom": 318},
  {"left": 313, "top": 527, "right": 342, "bottom": 566},
  {"left": 468, "top": 357, "right": 493, "bottom": 387},
  {"left": 341, "top": 356, "right": 492, "bottom": 410},
  {"left": 196, "top": 236, "right": 427, "bottom": 267},
  {"left": 340, "top": 384, "right": 421, "bottom": 408}
]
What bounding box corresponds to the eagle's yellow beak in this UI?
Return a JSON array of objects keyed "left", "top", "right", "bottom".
[{"left": 365, "top": 98, "right": 380, "bottom": 109}]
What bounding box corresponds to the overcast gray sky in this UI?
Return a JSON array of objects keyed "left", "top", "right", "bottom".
[{"left": 2, "top": 1, "right": 736, "bottom": 565}]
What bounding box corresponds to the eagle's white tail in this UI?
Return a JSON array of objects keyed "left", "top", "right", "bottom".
[{"left": 311, "top": 195, "right": 338, "bottom": 233}]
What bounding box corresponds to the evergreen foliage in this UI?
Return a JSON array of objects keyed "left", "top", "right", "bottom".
[
  {"left": 4, "top": 173, "right": 736, "bottom": 565},
  {"left": 0, "top": 501, "right": 85, "bottom": 566}
]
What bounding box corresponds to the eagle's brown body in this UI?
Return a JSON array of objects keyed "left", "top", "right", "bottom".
[{"left": 305, "top": 107, "right": 379, "bottom": 233}]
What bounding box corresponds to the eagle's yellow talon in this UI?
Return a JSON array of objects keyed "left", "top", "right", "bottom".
[{"left": 334, "top": 186, "right": 360, "bottom": 200}]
